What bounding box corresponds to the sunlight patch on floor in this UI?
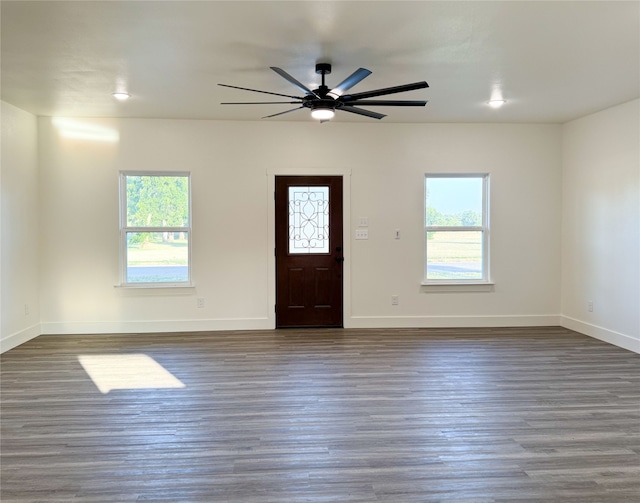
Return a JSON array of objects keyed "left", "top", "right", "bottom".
[{"left": 78, "top": 354, "right": 185, "bottom": 393}]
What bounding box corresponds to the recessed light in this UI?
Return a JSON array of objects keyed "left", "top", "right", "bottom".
[
  {"left": 112, "top": 92, "right": 130, "bottom": 101},
  {"left": 488, "top": 99, "right": 506, "bottom": 108}
]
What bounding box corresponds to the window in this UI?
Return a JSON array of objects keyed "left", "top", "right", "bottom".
[
  {"left": 288, "top": 186, "right": 330, "bottom": 254},
  {"left": 424, "top": 174, "right": 489, "bottom": 283},
  {"left": 119, "top": 172, "right": 191, "bottom": 286}
]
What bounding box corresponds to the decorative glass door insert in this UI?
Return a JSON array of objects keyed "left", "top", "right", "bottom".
[{"left": 288, "top": 186, "right": 329, "bottom": 254}]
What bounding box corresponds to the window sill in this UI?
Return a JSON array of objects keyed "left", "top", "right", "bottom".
[
  {"left": 420, "top": 282, "right": 494, "bottom": 293},
  {"left": 115, "top": 283, "right": 195, "bottom": 291}
]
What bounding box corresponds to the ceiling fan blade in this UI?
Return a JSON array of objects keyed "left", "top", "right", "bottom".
[
  {"left": 341, "top": 81, "right": 429, "bottom": 102},
  {"left": 339, "top": 106, "right": 386, "bottom": 120},
  {"left": 328, "top": 68, "right": 372, "bottom": 97},
  {"left": 345, "top": 100, "right": 427, "bottom": 107},
  {"left": 262, "top": 107, "right": 305, "bottom": 119},
  {"left": 270, "top": 67, "right": 320, "bottom": 98},
  {"left": 221, "top": 101, "right": 302, "bottom": 105},
  {"left": 218, "top": 83, "right": 301, "bottom": 100}
]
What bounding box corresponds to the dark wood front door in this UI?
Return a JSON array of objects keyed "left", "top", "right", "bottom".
[{"left": 275, "top": 176, "right": 343, "bottom": 328}]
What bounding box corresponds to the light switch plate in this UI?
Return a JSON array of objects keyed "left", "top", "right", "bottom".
[{"left": 355, "top": 229, "right": 369, "bottom": 240}]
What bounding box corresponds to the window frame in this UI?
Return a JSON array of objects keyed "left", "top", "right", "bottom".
[
  {"left": 423, "top": 173, "right": 490, "bottom": 286},
  {"left": 118, "top": 171, "right": 192, "bottom": 287}
]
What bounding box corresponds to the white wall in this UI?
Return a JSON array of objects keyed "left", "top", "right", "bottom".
[
  {"left": 5, "top": 102, "right": 638, "bottom": 353},
  {"left": 1, "top": 102, "right": 40, "bottom": 351},
  {"left": 36, "top": 117, "right": 562, "bottom": 334},
  {"left": 346, "top": 123, "right": 562, "bottom": 326},
  {"left": 561, "top": 99, "right": 640, "bottom": 352}
]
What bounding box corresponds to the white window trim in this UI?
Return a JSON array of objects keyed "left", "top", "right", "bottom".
[
  {"left": 423, "top": 173, "right": 491, "bottom": 287},
  {"left": 118, "top": 171, "right": 193, "bottom": 288}
]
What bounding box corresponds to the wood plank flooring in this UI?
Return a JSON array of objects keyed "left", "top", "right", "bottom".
[{"left": 1, "top": 327, "right": 639, "bottom": 502}]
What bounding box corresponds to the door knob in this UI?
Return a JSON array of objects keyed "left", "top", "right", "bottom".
[{"left": 336, "top": 257, "right": 344, "bottom": 263}]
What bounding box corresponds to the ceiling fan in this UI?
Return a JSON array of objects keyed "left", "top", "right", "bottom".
[{"left": 218, "top": 63, "right": 429, "bottom": 121}]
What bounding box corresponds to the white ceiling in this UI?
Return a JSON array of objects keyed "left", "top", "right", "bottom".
[{"left": 2, "top": 1, "right": 638, "bottom": 124}]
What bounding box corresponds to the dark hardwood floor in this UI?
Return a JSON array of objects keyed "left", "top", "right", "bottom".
[{"left": 1, "top": 327, "right": 639, "bottom": 502}]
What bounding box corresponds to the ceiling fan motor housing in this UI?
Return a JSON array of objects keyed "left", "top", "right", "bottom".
[{"left": 307, "top": 98, "right": 339, "bottom": 111}]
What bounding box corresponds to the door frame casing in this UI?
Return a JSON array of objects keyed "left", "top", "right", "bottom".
[{"left": 267, "top": 168, "right": 352, "bottom": 329}]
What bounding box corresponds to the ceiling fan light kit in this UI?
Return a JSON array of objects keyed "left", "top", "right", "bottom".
[
  {"left": 219, "top": 63, "right": 429, "bottom": 122},
  {"left": 310, "top": 107, "right": 335, "bottom": 120}
]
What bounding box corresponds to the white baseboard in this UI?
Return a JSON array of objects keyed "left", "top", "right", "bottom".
[
  {"left": 1, "top": 323, "right": 41, "bottom": 353},
  {"left": 40, "top": 317, "right": 273, "bottom": 335},
  {"left": 34, "top": 315, "right": 561, "bottom": 337},
  {"left": 561, "top": 316, "right": 640, "bottom": 354},
  {"left": 346, "top": 314, "right": 562, "bottom": 329}
]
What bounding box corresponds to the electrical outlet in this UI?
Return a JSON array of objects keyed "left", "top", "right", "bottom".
[
  {"left": 588, "top": 301, "right": 593, "bottom": 312},
  {"left": 197, "top": 298, "right": 205, "bottom": 309},
  {"left": 391, "top": 295, "right": 399, "bottom": 306}
]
